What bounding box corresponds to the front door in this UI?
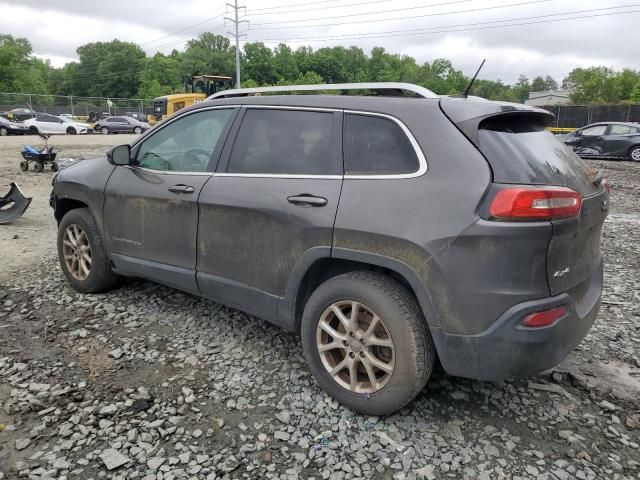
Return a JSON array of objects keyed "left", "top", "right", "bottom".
[
  {"left": 197, "top": 107, "right": 343, "bottom": 321},
  {"left": 103, "top": 107, "right": 237, "bottom": 293},
  {"left": 574, "top": 124, "right": 607, "bottom": 156}
]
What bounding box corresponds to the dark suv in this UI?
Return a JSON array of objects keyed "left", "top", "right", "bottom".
[{"left": 50, "top": 83, "right": 608, "bottom": 415}]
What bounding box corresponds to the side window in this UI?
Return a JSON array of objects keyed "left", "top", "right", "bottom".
[
  {"left": 136, "top": 108, "right": 234, "bottom": 172},
  {"left": 344, "top": 113, "right": 419, "bottom": 175},
  {"left": 106, "top": 118, "right": 116, "bottom": 123},
  {"left": 227, "top": 109, "right": 337, "bottom": 175},
  {"left": 581, "top": 125, "right": 607, "bottom": 137},
  {"left": 609, "top": 125, "right": 634, "bottom": 135}
]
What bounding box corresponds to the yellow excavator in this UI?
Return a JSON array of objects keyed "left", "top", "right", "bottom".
[{"left": 150, "top": 75, "right": 233, "bottom": 124}]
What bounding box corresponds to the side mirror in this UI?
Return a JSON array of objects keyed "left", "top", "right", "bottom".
[{"left": 107, "top": 144, "right": 131, "bottom": 166}]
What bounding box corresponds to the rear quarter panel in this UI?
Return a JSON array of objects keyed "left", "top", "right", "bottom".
[{"left": 333, "top": 101, "right": 492, "bottom": 331}]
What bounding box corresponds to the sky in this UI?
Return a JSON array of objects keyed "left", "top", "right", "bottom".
[{"left": 1, "top": 0, "right": 639, "bottom": 85}]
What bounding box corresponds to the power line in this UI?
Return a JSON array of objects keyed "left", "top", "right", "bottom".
[
  {"left": 247, "top": 0, "right": 497, "bottom": 27},
  {"left": 252, "top": 4, "right": 640, "bottom": 38},
  {"left": 248, "top": 0, "right": 373, "bottom": 13},
  {"left": 248, "top": 0, "right": 552, "bottom": 30},
  {"left": 140, "top": 11, "right": 227, "bottom": 47},
  {"left": 254, "top": 8, "right": 640, "bottom": 43},
  {"left": 248, "top": 0, "right": 392, "bottom": 16}
]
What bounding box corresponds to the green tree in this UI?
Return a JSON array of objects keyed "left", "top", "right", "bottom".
[
  {"left": 273, "top": 43, "right": 299, "bottom": 82},
  {"left": 242, "top": 42, "right": 278, "bottom": 85},
  {"left": 531, "top": 75, "right": 558, "bottom": 92},
  {"left": 73, "top": 40, "right": 145, "bottom": 97},
  {"left": 140, "top": 53, "right": 181, "bottom": 94},
  {"left": 180, "top": 33, "right": 235, "bottom": 81},
  {"left": 0, "top": 34, "right": 50, "bottom": 93}
]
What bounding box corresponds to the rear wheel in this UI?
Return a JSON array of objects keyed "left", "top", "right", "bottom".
[
  {"left": 133, "top": 126, "right": 142, "bottom": 134},
  {"left": 101, "top": 127, "right": 109, "bottom": 135},
  {"left": 57, "top": 208, "right": 119, "bottom": 293},
  {"left": 29, "top": 126, "right": 38, "bottom": 135},
  {"left": 301, "top": 271, "right": 435, "bottom": 415},
  {"left": 66, "top": 126, "right": 76, "bottom": 135},
  {"left": 51, "top": 161, "right": 59, "bottom": 172},
  {"left": 630, "top": 146, "right": 640, "bottom": 162},
  {"left": 0, "top": 126, "right": 8, "bottom": 136},
  {"left": 19, "top": 160, "right": 28, "bottom": 171},
  {"left": 33, "top": 162, "right": 44, "bottom": 173}
]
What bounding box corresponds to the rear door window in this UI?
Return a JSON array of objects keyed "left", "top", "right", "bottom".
[
  {"left": 227, "top": 108, "right": 339, "bottom": 175},
  {"left": 609, "top": 124, "right": 639, "bottom": 135},
  {"left": 478, "top": 115, "right": 599, "bottom": 196},
  {"left": 344, "top": 113, "right": 419, "bottom": 175}
]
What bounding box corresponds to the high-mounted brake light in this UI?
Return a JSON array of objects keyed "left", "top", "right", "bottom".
[
  {"left": 489, "top": 186, "right": 581, "bottom": 221},
  {"left": 521, "top": 306, "right": 567, "bottom": 328}
]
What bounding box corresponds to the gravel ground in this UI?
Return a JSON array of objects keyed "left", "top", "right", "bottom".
[{"left": 0, "top": 135, "right": 639, "bottom": 480}]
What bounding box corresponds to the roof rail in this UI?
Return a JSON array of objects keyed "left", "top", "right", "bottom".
[{"left": 207, "top": 82, "right": 438, "bottom": 100}]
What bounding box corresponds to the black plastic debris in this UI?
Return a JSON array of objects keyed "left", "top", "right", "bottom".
[{"left": 0, "top": 182, "right": 32, "bottom": 224}]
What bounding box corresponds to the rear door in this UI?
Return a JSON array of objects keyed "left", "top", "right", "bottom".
[
  {"left": 197, "top": 106, "right": 343, "bottom": 320},
  {"left": 103, "top": 106, "right": 237, "bottom": 293},
  {"left": 604, "top": 124, "right": 640, "bottom": 157}
]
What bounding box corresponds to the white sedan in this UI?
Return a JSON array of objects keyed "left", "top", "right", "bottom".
[{"left": 23, "top": 114, "right": 92, "bottom": 135}]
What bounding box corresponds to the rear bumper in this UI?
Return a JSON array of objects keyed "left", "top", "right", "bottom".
[{"left": 431, "top": 259, "right": 603, "bottom": 381}]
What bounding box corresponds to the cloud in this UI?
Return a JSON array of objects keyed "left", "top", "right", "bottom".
[{"left": 1, "top": 0, "right": 638, "bottom": 83}]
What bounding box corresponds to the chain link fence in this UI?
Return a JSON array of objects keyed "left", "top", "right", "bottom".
[
  {"left": 0, "top": 93, "right": 154, "bottom": 120},
  {"left": 542, "top": 104, "right": 640, "bottom": 128}
]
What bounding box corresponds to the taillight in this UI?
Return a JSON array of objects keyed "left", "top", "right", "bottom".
[
  {"left": 489, "top": 186, "right": 581, "bottom": 221},
  {"left": 521, "top": 306, "right": 567, "bottom": 328}
]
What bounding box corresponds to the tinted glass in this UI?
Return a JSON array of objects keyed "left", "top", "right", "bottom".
[
  {"left": 227, "top": 109, "right": 336, "bottom": 175},
  {"left": 344, "top": 114, "right": 419, "bottom": 175},
  {"left": 609, "top": 124, "right": 638, "bottom": 135},
  {"left": 136, "top": 109, "right": 233, "bottom": 172},
  {"left": 581, "top": 125, "right": 606, "bottom": 136},
  {"left": 478, "top": 116, "right": 598, "bottom": 196}
]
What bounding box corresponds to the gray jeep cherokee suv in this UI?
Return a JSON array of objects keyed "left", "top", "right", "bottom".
[{"left": 51, "top": 83, "right": 608, "bottom": 415}]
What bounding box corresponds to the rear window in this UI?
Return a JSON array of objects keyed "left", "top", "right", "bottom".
[
  {"left": 227, "top": 109, "right": 338, "bottom": 175},
  {"left": 344, "top": 114, "right": 419, "bottom": 175},
  {"left": 478, "top": 115, "right": 598, "bottom": 196}
]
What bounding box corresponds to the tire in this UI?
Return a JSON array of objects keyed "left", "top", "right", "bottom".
[
  {"left": 51, "top": 161, "right": 59, "bottom": 172},
  {"left": 101, "top": 127, "right": 109, "bottom": 135},
  {"left": 29, "top": 126, "right": 39, "bottom": 135},
  {"left": 57, "top": 208, "right": 120, "bottom": 293},
  {"left": 66, "top": 127, "right": 76, "bottom": 135},
  {"left": 19, "top": 160, "right": 28, "bottom": 171},
  {"left": 630, "top": 146, "right": 640, "bottom": 162},
  {"left": 33, "top": 162, "right": 44, "bottom": 173},
  {"left": 133, "top": 126, "right": 142, "bottom": 134},
  {"left": 0, "top": 127, "right": 8, "bottom": 136},
  {"left": 301, "top": 271, "right": 435, "bottom": 415}
]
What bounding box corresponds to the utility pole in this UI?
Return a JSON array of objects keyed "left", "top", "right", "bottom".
[{"left": 226, "top": 0, "right": 247, "bottom": 88}]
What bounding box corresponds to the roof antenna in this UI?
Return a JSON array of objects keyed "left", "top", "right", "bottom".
[{"left": 458, "top": 59, "right": 486, "bottom": 98}]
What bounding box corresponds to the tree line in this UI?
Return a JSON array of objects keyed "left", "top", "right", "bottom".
[{"left": 2, "top": 33, "right": 640, "bottom": 104}]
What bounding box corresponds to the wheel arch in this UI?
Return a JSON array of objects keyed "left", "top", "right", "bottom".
[
  {"left": 53, "top": 197, "right": 88, "bottom": 224},
  {"left": 279, "top": 247, "right": 440, "bottom": 332},
  {"left": 628, "top": 144, "right": 640, "bottom": 159}
]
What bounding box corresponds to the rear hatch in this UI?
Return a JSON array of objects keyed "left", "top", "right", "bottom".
[{"left": 440, "top": 97, "right": 608, "bottom": 295}]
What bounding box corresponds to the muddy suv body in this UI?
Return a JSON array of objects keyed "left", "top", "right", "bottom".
[{"left": 51, "top": 83, "right": 608, "bottom": 414}]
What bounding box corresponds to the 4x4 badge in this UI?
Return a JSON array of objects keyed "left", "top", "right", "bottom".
[{"left": 554, "top": 267, "right": 571, "bottom": 278}]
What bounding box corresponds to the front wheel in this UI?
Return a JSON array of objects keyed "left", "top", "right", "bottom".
[
  {"left": 66, "top": 127, "right": 76, "bottom": 135},
  {"left": 133, "top": 126, "right": 142, "bottom": 134},
  {"left": 301, "top": 271, "right": 435, "bottom": 415},
  {"left": 0, "top": 126, "right": 8, "bottom": 136},
  {"left": 101, "top": 127, "right": 109, "bottom": 135},
  {"left": 33, "top": 162, "right": 44, "bottom": 173},
  {"left": 51, "top": 161, "right": 59, "bottom": 172},
  {"left": 57, "top": 208, "right": 120, "bottom": 293},
  {"left": 19, "top": 160, "right": 28, "bottom": 171},
  {"left": 630, "top": 146, "right": 640, "bottom": 162}
]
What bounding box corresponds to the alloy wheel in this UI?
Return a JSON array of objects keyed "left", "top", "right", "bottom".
[
  {"left": 316, "top": 300, "right": 395, "bottom": 393},
  {"left": 631, "top": 148, "right": 640, "bottom": 162},
  {"left": 62, "top": 224, "right": 92, "bottom": 280}
]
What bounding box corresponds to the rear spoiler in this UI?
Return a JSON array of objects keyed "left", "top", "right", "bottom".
[{"left": 439, "top": 97, "right": 555, "bottom": 147}]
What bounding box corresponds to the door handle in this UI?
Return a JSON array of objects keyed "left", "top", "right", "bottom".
[
  {"left": 168, "top": 184, "right": 195, "bottom": 194},
  {"left": 287, "top": 194, "right": 328, "bottom": 207}
]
